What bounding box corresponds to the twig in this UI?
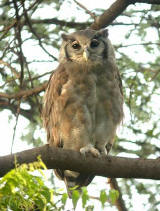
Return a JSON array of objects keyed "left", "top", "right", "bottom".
[
  {"left": 22, "top": 1, "right": 57, "bottom": 61},
  {"left": 74, "top": 0, "right": 96, "bottom": 20},
  {"left": 115, "top": 42, "right": 160, "bottom": 49},
  {"left": 12, "top": 0, "right": 24, "bottom": 88},
  {"left": 10, "top": 0, "right": 24, "bottom": 154},
  {"left": 0, "top": 0, "right": 40, "bottom": 41},
  {"left": 0, "top": 99, "right": 37, "bottom": 122},
  {"left": 0, "top": 20, "right": 17, "bottom": 41},
  {"left": 0, "top": 78, "right": 18, "bottom": 88},
  {"left": 0, "top": 60, "right": 20, "bottom": 78},
  {"left": 89, "top": 195, "right": 100, "bottom": 201},
  {"left": 11, "top": 99, "right": 21, "bottom": 154},
  {"left": 31, "top": 18, "right": 90, "bottom": 29},
  {"left": 128, "top": 83, "right": 134, "bottom": 124},
  {"left": 30, "top": 18, "right": 139, "bottom": 28},
  {"left": 26, "top": 70, "right": 53, "bottom": 82},
  {"left": 150, "top": 69, "right": 160, "bottom": 81},
  {"left": 24, "top": 57, "right": 42, "bottom": 113},
  {"left": 21, "top": 0, "right": 43, "bottom": 113}
]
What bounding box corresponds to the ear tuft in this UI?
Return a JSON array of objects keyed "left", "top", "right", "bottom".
[
  {"left": 101, "top": 29, "right": 108, "bottom": 37},
  {"left": 61, "top": 33, "right": 69, "bottom": 41},
  {"left": 95, "top": 28, "right": 108, "bottom": 38}
]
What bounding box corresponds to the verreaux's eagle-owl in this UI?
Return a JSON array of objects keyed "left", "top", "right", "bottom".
[{"left": 42, "top": 29, "right": 123, "bottom": 197}]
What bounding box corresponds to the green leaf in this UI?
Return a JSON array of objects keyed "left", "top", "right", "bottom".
[
  {"left": 72, "top": 190, "right": 80, "bottom": 209},
  {"left": 81, "top": 187, "right": 89, "bottom": 208},
  {"left": 100, "top": 190, "right": 108, "bottom": 207},
  {"left": 109, "top": 189, "right": 119, "bottom": 204},
  {"left": 61, "top": 193, "right": 68, "bottom": 207}
]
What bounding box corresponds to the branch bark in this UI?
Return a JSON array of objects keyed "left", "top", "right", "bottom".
[{"left": 0, "top": 144, "right": 160, "bottom": 179}]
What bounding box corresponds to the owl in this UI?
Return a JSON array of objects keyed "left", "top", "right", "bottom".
[{"left": 42, "top": 28, "right": 123, "bottom": 197}]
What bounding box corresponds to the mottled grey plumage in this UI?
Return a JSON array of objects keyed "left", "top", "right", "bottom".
[{"left": 42, "top": 29, "right": 123, "bottom": 197}]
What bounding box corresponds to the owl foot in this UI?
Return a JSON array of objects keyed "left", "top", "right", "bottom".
[
  {"left": 100, "top": 149, "right": 108, "bottom": 156},
  {"left": 80, "top": 144, "right": 100, "bottom": 157},
  {"left": 96, "top": 146, "right": 109, "bottom": 157},
  {"left": 96, "top": 143, "right": 113, "bottom": 157},
  {"left": 106, "top": 143, "right": 113, "bottom": 155}
]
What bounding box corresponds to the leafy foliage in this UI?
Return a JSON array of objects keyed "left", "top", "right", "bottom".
[
  {"left": 0, "top": 158, "right": 55, "bottom": 210},
  {"left": 0, "top": 159, "right": 119, "bottom": 210}
]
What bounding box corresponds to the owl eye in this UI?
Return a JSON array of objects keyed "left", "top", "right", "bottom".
[
  {"left": 90, "top": 39, "right": 99, "bottom": 48},
  {"left": 72, "top": 42, "right": 81, "bottom": 50}
]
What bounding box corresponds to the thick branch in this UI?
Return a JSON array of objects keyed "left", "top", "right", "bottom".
[
  {"left": 90, "top": 0, "right": 160, "bottom": 30},
  {"left": 0, "top": 145, "right": 160, "bottom": 179},
  {"left": 91, "top": 0, "right": 130, "bottom": 30}
]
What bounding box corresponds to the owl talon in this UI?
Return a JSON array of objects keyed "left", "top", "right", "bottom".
[
  {"left": 100, "top": 149, "right": 108, "bottom": 157},
  {"left": 100, "top": 151, "right": 107, "bottom": 158},
  {"left": 96, "top": 143, "right": 112, "bottom": 157},
  {"left": 80, "top": 145, "right": 100, "bottom": 158}
]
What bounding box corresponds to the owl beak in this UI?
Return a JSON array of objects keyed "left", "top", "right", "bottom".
[{"left": 83, "top": 49, "right": 89, "bottom": 61}]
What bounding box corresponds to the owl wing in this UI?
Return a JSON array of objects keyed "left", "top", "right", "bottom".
[
  {"left": 43, "top": 64, "right": 68, "bottom": 148},
  {"left": 105, "top": 66, "right": 123, "bottom": 154},
  {"left": 117, "top": 70, "right": 123, "bottom": 97},
  {"left": 43, "top": 65, "right": 68, "bottom": 181}
]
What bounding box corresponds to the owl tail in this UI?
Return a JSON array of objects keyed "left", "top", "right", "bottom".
[
  {"left": 54, "top": 169, "right": 94, "bottom": 198},
  {"left": 63, "top": 170, "right": 94, "bottom": 198}
]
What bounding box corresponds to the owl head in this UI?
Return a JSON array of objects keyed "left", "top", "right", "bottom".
[{"left": 59, "top": 29, "right": 114, "bottom": 65}]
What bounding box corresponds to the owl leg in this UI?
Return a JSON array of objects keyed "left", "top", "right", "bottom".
[
  {"left": 95, "top": 124, "right": 116, "bottom": 156},
  {"left": 80, "top": 144, "right": 100, "bottom": 157},
  {"left": 97, "top": 143, "right": 113, "bottom": 155},
  {"left": 95, "top": 139, "right": 114, "bottom": 156},
  {"left": 106, "top": 143, "right": 113, "bottom": 155},
  {"left": 98, "top": 147, "right": 108, "bottom": 156}
]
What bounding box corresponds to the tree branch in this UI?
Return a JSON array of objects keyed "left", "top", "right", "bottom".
[
  {"left": 31, "top": 18, "right": 90, "bottom": 29},
  {"left": 0, "top": 82, "right": 47, "bottom": 99},
  {"left": 91, "top": 0, "right": 130, "bottom": 30},
  {"left": 13, "top": 0, "right": 24, "bottom": 88},
  {"left": 30, "top": 19, "right": 139, "bottom": 28},
  {"left": 0, "top": 145, "right": 160, "bottom": 179},
  {"left": 90, "top": 0, "right": 160, "bottom": 30},
  {"left": 116, "top": 42, "right": 160, "bottom": 49},
  {"left": 74, "top": 0, "right": 96, "bottom": 19},
  {"left": 0, "top": 60, "right": 20, "bottom": 78},
  {"left": 0, "top": 99, "right": 36, "bottom": 122}
]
